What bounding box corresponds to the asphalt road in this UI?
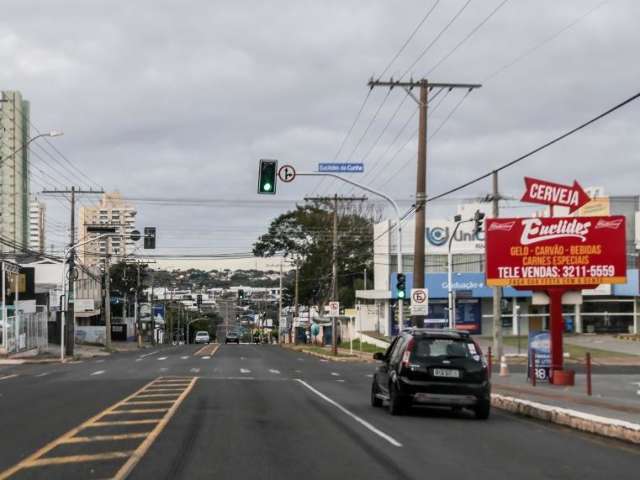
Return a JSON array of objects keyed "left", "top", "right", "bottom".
[{"left": 0, "top": 344, "right": 638, "bottom": 479}]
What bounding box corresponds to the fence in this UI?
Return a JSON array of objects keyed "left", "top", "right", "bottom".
[{"left": 1, "top": 311, "right": 48, "bottom": 354}]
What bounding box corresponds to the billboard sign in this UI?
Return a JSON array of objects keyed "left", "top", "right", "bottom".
[
  {"left": 485, "top": 216, "right": 627, "bottom": 287},
  {"left": 520, "top": 177, "right": 590, "bottom": 213},
  {"left": 528, "top": 331, "right": 551, "bottom": 382},
  {"left": 152, "top": 304, "right": 165, "bottom": 324}
]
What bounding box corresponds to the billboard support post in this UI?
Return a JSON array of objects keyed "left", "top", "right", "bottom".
[{"left": 547, "top": 288, "right": 565, "bottom": 378}]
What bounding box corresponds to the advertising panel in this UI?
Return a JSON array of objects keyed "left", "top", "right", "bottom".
[
  {"left": 152, "top": 304, "right": 166, "bottom": 324},
  {"left": 485, "top": 216, "right": 627, "bottom": 287},
  {"left": 528, "top": 331, "right": 551, "bottom": 382}
]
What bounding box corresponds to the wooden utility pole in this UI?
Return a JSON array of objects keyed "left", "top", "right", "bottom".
[
  {"left": 368, "top": 79, "right": 481, "bottom": 327},
  {"left": 305, "top": 195, "right": 366, "bottom": 355},
  {"left": 491, "top": 171, "right": 503, "bottom": 361},
  {"left": 42, "top": 187, "right": 103, "bottom": 355}
]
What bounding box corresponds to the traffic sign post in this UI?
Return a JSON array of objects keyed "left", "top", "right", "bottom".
[
  {"left": 278, "top": 164, "right": 296, "bottom": 183},
  {"left": 410, "top": 288, "right": 428, "bottom": 316}
]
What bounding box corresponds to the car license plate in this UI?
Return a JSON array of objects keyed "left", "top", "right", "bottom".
[{"left": 432, "top": 368, "right": 460, "bottom": 378}]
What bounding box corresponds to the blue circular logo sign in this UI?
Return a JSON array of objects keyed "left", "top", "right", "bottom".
[{"left": 426, "top": 227, "right": 448, "bottom": 246}]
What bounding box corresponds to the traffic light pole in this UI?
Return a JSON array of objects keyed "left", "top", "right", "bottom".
[{"left": 297, "top": 172, "right": 404, "bottom": 330}]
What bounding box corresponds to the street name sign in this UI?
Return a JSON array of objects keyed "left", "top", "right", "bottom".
[
  {"left": 520, "top": 177, "right": 591, "bottom": 213},
  {"left": 328, "top": 301, "right": 340, "bottom": 317},
  {"left": 318, "top": 163, "right": 364, "bottom": 173},
  {"left": 485, "top": 216, "right": 627, "bottom": 287},
  {"left": 278, "top": 164, "right": 296, "bottom": 183},
  {"left": 410, "top": 288, "right": 428, "bottom": 316}
]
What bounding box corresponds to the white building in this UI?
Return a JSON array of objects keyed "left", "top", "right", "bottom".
[
  {"left": 0, "top": 91, "right": 30, "bottom": 252},
  {"left": 28, "top": 197, "right": 46, "bottom": 253},
  {"left": 78, "top": 192, "right": 137, "bottom": 267}
]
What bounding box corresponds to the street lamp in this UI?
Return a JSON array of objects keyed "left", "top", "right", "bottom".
[{"left": 0, "top": 130, "right": 64, "bottom": 165}]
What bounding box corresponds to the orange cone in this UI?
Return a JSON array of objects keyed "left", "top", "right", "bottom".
[{"left": 499, "top": 355, "right": 509, "bottom": 377}]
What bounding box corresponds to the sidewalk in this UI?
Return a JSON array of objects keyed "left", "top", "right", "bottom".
[
  {"left": 0, "top": 341, "right": 150, "bottom": 364},
  {"left": 491, "top": 369, "right": 640, "bottom": 444}
]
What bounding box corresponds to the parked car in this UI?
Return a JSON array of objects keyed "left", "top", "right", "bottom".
[
  {"left": 225, "top": 332, "right": 240, "bottom": 344},
  {"left": 371, "top": 328, "right": 490, "bottom": 419},
  {"left": 194, "top": 331, "right": 210, "bottom": 344}
]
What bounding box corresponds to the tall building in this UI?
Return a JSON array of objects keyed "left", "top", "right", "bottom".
[
  {"left": 78, "top": 192, "right": 137, "bottom": 267},
  {"left": 0, "top": 91, "right": 30, "bottom": 252},
  {"left": 28, "top": 196, "right": 46, "bottom": 253}
]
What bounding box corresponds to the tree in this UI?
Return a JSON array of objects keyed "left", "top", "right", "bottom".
[{"left": 253, "top": 203, "right": 376, "bottom": 308}]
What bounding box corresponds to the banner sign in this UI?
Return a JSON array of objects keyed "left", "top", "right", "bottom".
[
  {"left": 520, "top": 177, "right": 590, "bottom": 213},
  {"left": 485, "top": 216, "right": 627, "bottom": 287},
  {"left": 318, "top": 163, "right": 364, "bottom": 173},
  {"left": 527, "top": 331, "right": 551, "bottom": 382}
]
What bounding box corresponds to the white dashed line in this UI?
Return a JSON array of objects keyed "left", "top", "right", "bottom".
[
  {"left": 159, "top": 367, "right": 168, "bottom": 372},
  {"left": 295, "top": 379, "right": 402, "bottom": 448},
  {"left": 202, "top": 356, "right": 211, "bottom": 360},
  {"left": 269, "top": 369, "right": 281, "bottom": 375},
  {"left": 139, "top": 350, "right": 159, "bottom": 359},
  {"left": 158, "top": 357, "right": 167, "bottom": 361},
  {"left": 365, "top": 374, "right": 373, "bottom": 378},
  {"left": 0, "top": 374, "right": 18, "bottom": 381},
  {"left": 95, "top": 359, "right": 105, "bottom": 363},
  {"left": 240, "top": 368, "right": 251, "bottom": 374},
  {"left": 336, "top": 379, "right": 345, "bottom": 383},
  {"left": 190, "top": 368, "right": 200, "bottom": 373},
  {"left": 181, "top": 356, "right": 189, "bottom": 360},
  {"left": 35, "top": 372, "right": 49, "bottom": 377},
  {"left": 331, "top": 372, "right": 340, "bottom": 377},
  {"left": 91, "top": 370, "right": 105, "bottom": 376}
]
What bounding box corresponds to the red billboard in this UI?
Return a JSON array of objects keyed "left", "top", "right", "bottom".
[{"left": 485, "top": 216, "right": 627, "bottom": 287}]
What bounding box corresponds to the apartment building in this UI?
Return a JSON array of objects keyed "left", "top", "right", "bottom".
[{"left": 28, "top": 197, "right": 46, "bottom": 253}]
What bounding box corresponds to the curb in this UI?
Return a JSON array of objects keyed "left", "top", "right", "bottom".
[
  {"left": 281, "top": 345, "right": 369, "bottom": 363},
  {"left": 491, "top": 393, "right": 640, "bottom": 445},
  {"left": 614, "top": 335, "right": 640, "bottom": 342}
]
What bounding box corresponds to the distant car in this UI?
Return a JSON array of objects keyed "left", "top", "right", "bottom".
[
  {"left": 225, "top": 332, "right": 240, "bottom": 344},
  {"left": 194, "top": 331, "right": 210, "bottom": 344},
  {"left": 371, "top": 328, "right": 490, "bottom": 419}
]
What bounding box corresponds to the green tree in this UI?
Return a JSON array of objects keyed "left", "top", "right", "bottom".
[{"left": 253, "top": 203, "right": 375, "bottom": 308}]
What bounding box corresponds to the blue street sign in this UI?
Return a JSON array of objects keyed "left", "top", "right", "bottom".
[{"left": 318, "top": 163, "right": 364, "bottom": 173}]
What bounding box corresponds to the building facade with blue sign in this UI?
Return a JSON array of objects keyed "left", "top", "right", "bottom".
[{"left": 356, "top": 199, "right": 640, "bottom": 338}]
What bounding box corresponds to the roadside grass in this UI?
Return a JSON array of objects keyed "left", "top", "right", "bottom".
[
  {"left": 338, "top": 339, "right": 386, "bottom": 354},
  {"left": 500, "top": 336, "right": 635, "bottom": 359}
]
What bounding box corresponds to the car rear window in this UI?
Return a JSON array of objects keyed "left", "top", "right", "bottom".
[{"left": 411, "top": 338, "right": 479, "bottom": 362}]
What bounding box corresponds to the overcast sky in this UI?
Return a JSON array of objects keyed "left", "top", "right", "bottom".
[{"left": 1, "top": 0, "right": 638, "bottom": 269}]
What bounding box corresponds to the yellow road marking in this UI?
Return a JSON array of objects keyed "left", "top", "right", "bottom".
[
  {"left": 113, "top": 377, "right": 197, "bottom": 480},
  {"left": 106, "top": 409, "right": 169, "bottom": 415},
  {"left": 62, "top": 433, "right": 149, "bottom": 444},
  {"left": 124, "top": 400, "right": 176, "bottom": 405},
  {"left": 26, "top": 451, "right": 134, "bottom": 467},
  {"left": 194, "top": 344, "right": 219, "bottom": 357},
  {"left": 0, "top": 376, "right": 197, "bottom": 480},
  {"left": 134, "top": 393, "right": 181, "bottom": 399},
  {"left": 90, "top": 419, "right": 160, "bottom": 427}
]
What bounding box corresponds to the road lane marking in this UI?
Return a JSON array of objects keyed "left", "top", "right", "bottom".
[
  {"left": 35, "top": 372, "right": 49, "bottom": 377},
  {"left": 139, "top": 351, "right": 160, "bottom": 359},
  {"left": 91, "top": 370, "right": 105, "bottom": 376},
  {"left": 295, "top": 379, "right": 402, "bottom": 448},
  {"left": 202, "top": 356, "right": 211, "bottom": 360},
  {"left": 181, "top": 356, "right": 189, "bottom": 360},
  {"left": 159, "top": 367, "right": 168, "bottom": 372},
  {"left": 0, "top": 374, "right": 18, "bottom": 381},
  {"left": 158, "top": 357, "right": 167, "bottom": 361},
  {"left": 190, "top": 368, "right": 201, "bottom": 373},
  {"left": 331, "top": 372, "right": 340, "bottom": 376},
  {"left": 365, "top": 374, "right": 373, "bottom": 378},
  {"left": 62, "top": 433, "right": 149, "bottom": 444},
  {"left": 0, "top": 376, "right": 197, "bottom": 480},
  {"left": 95, "top": 359, "right": 105, "bottom": 363},
  {"left": 28, "top": 451, "right": 135, "bottom": 467},
  {"left": 269, "top": 369, "right": 281, "bottom": 375},
  {"left": 240, "top": 368, "right": 251, "bottom": 374},
  {"left": 336, "top": 379, "right": 345, "bottom": 383},
  {"left": 194, "top": 344, "right": 219, "bottom": 357}
]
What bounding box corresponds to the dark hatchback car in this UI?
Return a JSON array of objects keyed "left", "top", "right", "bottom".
[
  {"left": 225, "top": 332, "right": 240, "bottom": 344},
  {"left": 371, "top": 329, "right": 490, "bottom": 419}
]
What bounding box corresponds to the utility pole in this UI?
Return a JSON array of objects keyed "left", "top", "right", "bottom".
[
  {"left": 136, "top": 261, "right": 142, "bottom": 347},
  {"left": 368, "top": 79, "right": 481, "bottom": 327},
  {"left": 104, "top": 248, "right": 112, "bottom": 350},
  {"left": 294, "top": 262, "right": 299, "bottom": 341},
  {"left": 305, "top": 195, "right": 366, "bottom": 355},
  {"left": 279, "top": 260, "right": 283, "bottom": 344},
  {"left": 491, "top": 171, "right": 503, "bottom": 361},
  {"left": 42, "top": 187, "right": 103, "bottom": 355}
]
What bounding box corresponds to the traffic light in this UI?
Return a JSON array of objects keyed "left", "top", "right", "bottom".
[
  {"left": 196, "top": 294, "right": 202, "bottom": 306},
  {"left": 258, "top": 159, "right": 278, "bottom": 194},
  {"left": 473, "top": 210, "right": 485, "bottom": 235},
  {"left": 396, "top": 273, "right": 406, "bottom": 300},
  {"left": 238, "top": 289, "right": 244, "bottom": 300},
  {"left": 144, "top": 227, "right": 156, "bottom": 249}
]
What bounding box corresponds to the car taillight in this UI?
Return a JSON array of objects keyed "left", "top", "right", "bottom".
[{"left": 401, "top": 338, "right": 415, "bottom": 368}]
